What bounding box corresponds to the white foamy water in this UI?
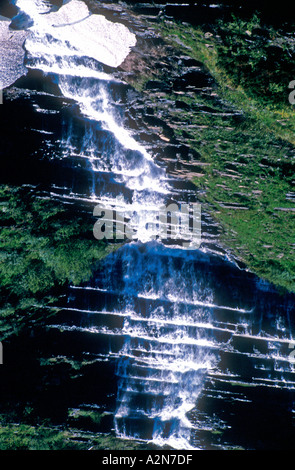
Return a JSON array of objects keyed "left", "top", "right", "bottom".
[
  {"left": 17, "top": 0, "right": 171, "bottom": 240},
  {"left": 13, "top": 0, "right": 295, "bottom": 451},
  {"left": 16, "top": 0, "right": 136, "bottom": 67}
]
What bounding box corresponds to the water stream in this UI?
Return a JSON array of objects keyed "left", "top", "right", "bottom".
[{"left": 7, "top": 0, "right": 295, "bottom": 449}]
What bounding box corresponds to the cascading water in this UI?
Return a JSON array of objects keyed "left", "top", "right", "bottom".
[
  {"left": 12, "top": 0, "right": 295, "bottom": 450},
  {"left": 112, "top": 246, "right": 220, "bottom": 450}
]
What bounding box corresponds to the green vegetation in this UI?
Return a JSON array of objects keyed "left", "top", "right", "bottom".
[
  {"left": 0, "top": 184, "right": 116, "bottom": 339},
  {"left": 0, "top": 422, "right": 146, "bottom": 450},
  {"left": 68, "top": 408, "right": 105, "bottom": 426},
  {"left": 216, "top": 14, "right": 295, "bottom": 107},
  {"left": 1, "top": 7, "right": 294, "bottom": 451},
  {"left": 157, "top": 14, "right": 295, "bottom": 144},
  {"left": 0, "top": 348, "right": 152, "bottom": 451},
  {"left": 149, "top": 14, "right": 295, "bottom": 292}
]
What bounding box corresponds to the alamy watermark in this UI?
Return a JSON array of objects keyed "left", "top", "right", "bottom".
[
  {"left": 288, "top": 80, "right": 295, "bottom": 104},
  {"left": 288, "top": 342, "right": 295, "bottom": 363},
  {"left": 0, "top": 81, "right": 3, "bottom": 105},
  {"left": 93, "top": 200, "right": 201, "bottom": 249},
  {"left": 0, "top": 342, "right": 3, "bottom": 364}
]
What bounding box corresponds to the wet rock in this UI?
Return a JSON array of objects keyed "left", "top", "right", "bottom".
[
  {"left": 0, "top": 0, "right": 18, "bottom": 19},
  {"left": 267, "top": 43, "right": 285, "bottom": 58},
  {"left": 251, "top": 27, "right": 270, "bottom": 38},
  {"left": 0, "top": 18, "right": 28, "bottom": 89},
  {"left": 173, "top": 69, "right": 214, "bottom": 91},
  {"left": 145, "top": 80, "right": 171, "bottom": 92},
  {"left": 274, "top": 207, "right": 295, "bottom": 212},
  {"left": 177, "top": 55, "right": 204, "bottom": 68},
  {"left": 10, "top": 11, "right": 34, "bottom": 30},
  {"left": 47, "top": 0, "right": 72, "bottom": 12},
  {"left": 175, "top": 99, "right": 191, "bottom": 110}
]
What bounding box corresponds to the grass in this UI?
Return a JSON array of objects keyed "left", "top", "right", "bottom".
[
  {"left": 0, "top": 424, "right": 74, "bottom": 450},
  {"left": 0, "top": 184, "right": 117, "bottom": 339},
  {"left": 143, "top": 14, "right": 295, "bottom": 293},
  {"left": 0, "top": 422, "right": 147, "bottom": 450},
  {"left": 158, "top": 15, "right": 295, "bottom": 141}
]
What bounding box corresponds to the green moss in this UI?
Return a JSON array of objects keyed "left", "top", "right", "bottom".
[
  {"left": 157, "top": 16, "right": 295, "bottom": 145},
  {"left": 68, "top": 408, "right": 103, "bottom": 423},
  {"left": 149, "top": 16, "right": 295, "bottom": 292},
  {"left": 0, "top": 422, "right": 147, "bottom": 450},
  {"left": 0, "top": 184, "right": 117, "bottom": 339},
  {"left": 0, "top": 424, "right": 71, "bottom": 450},
  {"left": 216, "top": 14, "right": 295, "bottom": 105}
]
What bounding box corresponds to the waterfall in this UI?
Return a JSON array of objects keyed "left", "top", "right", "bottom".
[
  {"left": 14, "top": 0, "right": 295, "bottom": 450},
  {"left": 112, "top": 244, "right": 218, "bottom": 450}
]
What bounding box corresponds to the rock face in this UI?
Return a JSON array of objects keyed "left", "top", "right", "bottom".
[
  {"left": 15, "top": 0, "right": 137, "bottom": 68},
  {"left": 1, "top": 0, "right": 294, "bottom": 453},
  {"left": 0, "top": 0, "right": 138, "bottom": 93},
  {"left": 0, "top": 18, "right": 28, "bottom": 89}
]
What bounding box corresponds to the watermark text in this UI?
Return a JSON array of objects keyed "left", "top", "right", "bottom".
[
  {"left": 288, "top": 80, "right": 295, "bottom": 104},
  {"left": 288, "top": 342, "right": 295, "bottom": 363},
  {"left": 93, "top": 200, "right": 201, "bottom": 249}
]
